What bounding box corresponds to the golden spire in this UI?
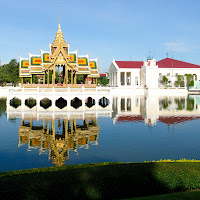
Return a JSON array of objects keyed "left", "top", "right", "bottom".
[
  {"left": 58, "top": 8, "right": 61, "bottom": 31},
  {"left": 51, "top": 9, "right": 67, "bottom": 48}
]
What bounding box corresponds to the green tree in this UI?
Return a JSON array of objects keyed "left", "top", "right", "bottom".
[
  {"left": 187, "top": 98, "right": 194, "bottom": 111},
  {"left": 98, "top": 76, "right": 109, "bottom": 86},
  {"left": 0, "top": 64, "right": 9, "bottom": 86},
  {"left": 45, "top": 71, "right": 52, "bottom": 84},
  {"left": 6, "top": 59, "right": 20, "bottom": 86},
  {"left": 162, "top": 75, "right": 168, "bottom": 87},
  {"left": 55, "top": 71, "right": 59, "bottom": 83},
  {"left": 33, "top": 75, "right": 39, "bottom": 84},
  {"left": 0, "top": 59, "right": 20, "bottom": 86},
  {"left": 177, "top": 75, "right": 184, "bottom": 86},
  {"left": 77, "top": 75, "right": 84, "bottom": 84},
  {"left": 185, "top": 74, "right": 194, "bottom": 87}
]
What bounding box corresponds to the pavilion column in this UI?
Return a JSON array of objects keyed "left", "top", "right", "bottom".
[
  {"left": 53, "top": 69, "right": 55, "bottom": 86},
  {"left": 73, "top": 119, "right": 77, "bottom": 132},
  {"left": 95, "top": 117, "right": 97, "bottom": 126},
  {"left": 66, "top": 69, "right": 68, "bottom": 87},
  {"left": 86, "top": 76, "right": 89, "bottom": 84},
  {"left": 64, "top": 66, "right": 66, "bottom": 84},
  {"left": 47, "top": 120, "right": 49, "bottom": 134},
  {"left": 52, "top": 120, "right": 55, "bottom": 139},
  {"left": 64, "top": 119, "right": 68, "bottom": 139},
  {"left": 86, "top": 118, "right": 89, "bottom": 129},
  {"left": 74, "top": 73, "right": 77, "bottom": 85},
  {"left": 30, "top": 118, "right": 33, "bottom": 128},
  {"left": 21, "top": 119, "right": 24, "bottom": 126},
  {"left": 30, "top": 75, "right": 32, "bottom": 87},
  {"left": 71, "top": 70, "right": 73, "bottom": 85},
  {"left": 43, "top": 119, "right": 45, "bottom": 131},
  {"left": 47, "top": 70, "right": 49, "bottom": 86},
  {"left": 95, "top": 78, "right": 97, "bottom": 86},
  {"left": 43, "top": 73, "right": 45, "bottom": 85},
  {"left": 71, "top": 119, "right": 74, "bottom": 133},
  {"left": 21, "top": 77, "right": 24, "bottom": 87}
]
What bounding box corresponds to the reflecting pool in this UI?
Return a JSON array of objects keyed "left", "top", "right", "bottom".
[{"left": 1, "top": 95, "right": 200, "bottom": 171}]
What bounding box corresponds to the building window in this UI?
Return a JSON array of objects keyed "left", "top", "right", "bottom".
[
  {"left": 159, "top": 73, "right": 162, "bottom": 76},
  {"left": 127, "top": 98, "right": 131, "bottom": 111},
  {"left": 175, "top": 73, "right": 178, "bottom": 76},
  {"left": 120, "top": 72, "right": 125, "bottom": 86},
  {"left": 167, "top": 73, "right": 170, "bottom": 76},
  {"left": 121, "top": 98, "right": 125, "bottom": 111},
  {"left": 135, "top": 98, "right": 139, "bottom": 107},
  {"left": 127, "top": 72, "right": 131, "bottom": 86}
]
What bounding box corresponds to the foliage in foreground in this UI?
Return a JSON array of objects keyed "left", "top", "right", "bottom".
[{"left": 1, "top": 162, "right": 200, "bottom": 199}]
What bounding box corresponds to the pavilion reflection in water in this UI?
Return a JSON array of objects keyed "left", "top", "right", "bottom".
[{"left": 18, "top": 116, "right": 99, "bottom": 167}]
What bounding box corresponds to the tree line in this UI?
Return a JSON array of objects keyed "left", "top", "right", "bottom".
[{"left": 0, "top": 59, "right": 19, "bottom": 86}]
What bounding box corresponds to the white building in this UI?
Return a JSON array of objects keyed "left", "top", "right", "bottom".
[{"left": 109, "top": 58, "right": 200, "bottom": 88}]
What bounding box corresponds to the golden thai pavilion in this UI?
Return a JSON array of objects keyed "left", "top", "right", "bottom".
[{"left": 19, "top": 20, "right": 100, "bottom": 87}]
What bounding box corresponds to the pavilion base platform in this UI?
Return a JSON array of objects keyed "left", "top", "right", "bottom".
[{"left": 22, "top": 84, "right": 97, "bottom": 88}]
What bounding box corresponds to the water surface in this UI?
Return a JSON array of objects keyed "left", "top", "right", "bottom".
[{"left": 1, "top": 95, "right": 200, "bottom": 172}]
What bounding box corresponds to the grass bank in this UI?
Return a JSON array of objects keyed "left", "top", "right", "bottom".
[
  {"left": 126, "top": 191, "right": 200, "bottom": 200},
  {"left": 1, "top": 161, "right": 200, "bottom": 199}
]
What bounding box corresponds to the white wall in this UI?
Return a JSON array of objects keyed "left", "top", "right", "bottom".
[
  {"left": 158, "top": 68, "right": 200, "bottom": 80},
  {"left": 118, "top": 69, "right": 141, "bottom": 87}
]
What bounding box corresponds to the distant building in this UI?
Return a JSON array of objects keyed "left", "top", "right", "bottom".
[
  {"left": 109, "top": 58, "right": 200, "bottom": 88},
  {"left": 100, "top": 73, "right": 107, "bottom": 77}
]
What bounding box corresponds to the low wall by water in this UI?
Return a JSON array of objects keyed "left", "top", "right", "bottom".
[{"left": 23, "top": 83, "right": 97, "bottom": 88}]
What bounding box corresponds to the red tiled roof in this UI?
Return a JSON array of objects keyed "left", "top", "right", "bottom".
[
  {"left": 36, "top": 75, "right": 43, "bottom": 78},
  {"left": 100, "top": 73, "right": 107, "bottom": 77},
  {"left": 159, "top": 116, "right": 200, "bottom": 125},
  {"left": 116, "top": 115, "right": 143, "bottom": 122},
  {"left": 115, "top": 58, "right": 200, "bottom": 69},
  {"left": 157, "top": 58, "right": 200, "bottom": 69},
  {"left": 115, "top": 61, "right": 143, "bottom": 69}
]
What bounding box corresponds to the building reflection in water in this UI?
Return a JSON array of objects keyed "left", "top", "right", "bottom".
[
  {"left": 18, "top": 116, "right": 100, "bottom": 167},
  {"left": 112, "top": 95, "right": 200, "bottom": 126},
  {"left": 8, "top": 94, "right": 200, "bottom": 167}
]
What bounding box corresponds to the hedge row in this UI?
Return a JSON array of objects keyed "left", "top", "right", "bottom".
[{"left": 1, "top": 162, "right": 200, "bottom": 199}]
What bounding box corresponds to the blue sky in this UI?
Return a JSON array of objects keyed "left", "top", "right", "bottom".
[{"left": 1, "top": 0, "right": 200, "bottom": 72}]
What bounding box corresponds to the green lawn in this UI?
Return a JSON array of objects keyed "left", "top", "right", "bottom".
[
  {"left": 126, "top": 191, "right": 200, "bottom": 200},
  {"left": 0, "top": 162, "right": 200, "bottom": 199}
]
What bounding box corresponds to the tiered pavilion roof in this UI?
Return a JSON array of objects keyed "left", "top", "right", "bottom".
[{"left": 19, "top": 21, "right": 100, "bottom": 87}]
